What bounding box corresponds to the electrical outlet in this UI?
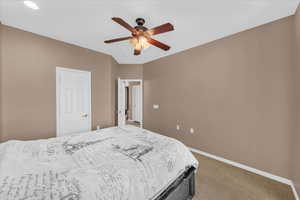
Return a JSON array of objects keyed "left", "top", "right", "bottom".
[
  {"left": 190, "top": 128, "right": 194, "bottom": 134},
  {"left": 153, "top": 104, "right": 159, "bottom": 109},
  {"left": 176, "top": 125, "right": 180, "bottom": 131}
]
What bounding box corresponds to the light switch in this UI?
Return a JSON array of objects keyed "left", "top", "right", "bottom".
[
  {"left": 176, "top": 125, "right": 180, "bottom": 130},
  {"left": 153, "top": 104, "right": 159, "bottom": 109}
]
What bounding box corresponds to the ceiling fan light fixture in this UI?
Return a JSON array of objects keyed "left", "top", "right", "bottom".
[
  {"left": 130, "top": 36, "right": 150, "bottom": 50},
  {"left": 105, "top": 17, "right": 174, "bottom": 55}
]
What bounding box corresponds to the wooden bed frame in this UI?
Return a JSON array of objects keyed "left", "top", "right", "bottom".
[{"left": 155, "top": 167, "right": 196, "bottom": 200}]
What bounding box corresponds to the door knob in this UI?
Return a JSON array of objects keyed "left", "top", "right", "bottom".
[{"left": 82, "top": 113, "right": 88, "bottom": 118}]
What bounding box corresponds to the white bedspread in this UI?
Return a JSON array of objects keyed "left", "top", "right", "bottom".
[{"left": 0, "top": 125, "right": 198, "bottom": 200}]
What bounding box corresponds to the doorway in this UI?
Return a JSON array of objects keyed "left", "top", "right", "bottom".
[
  {"left": 56, "top": 67, "right": 92, "bottom": 136},
  {"left": 118, "top": 79, "right": 143, "bottom": 128}
]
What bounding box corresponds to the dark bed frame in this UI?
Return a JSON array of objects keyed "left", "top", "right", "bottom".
[{"left": 155, "top": 167, "right": 196, "bottom": 200}]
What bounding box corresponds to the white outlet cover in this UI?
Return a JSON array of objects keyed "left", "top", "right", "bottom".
[
  {"left": 190, "top": 128, "right": 194, "bottom": 134},
  {"left": 153, "top": 104, "right": 159, "bottom": 109}
]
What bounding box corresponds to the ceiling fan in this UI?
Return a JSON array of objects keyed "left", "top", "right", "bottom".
[{"left": 104, "top": 17, "right": 174, "bottom": 55}]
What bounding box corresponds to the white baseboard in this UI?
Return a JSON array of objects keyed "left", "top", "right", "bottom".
[{"left": 189, "top": 147, "right": 299, "bottom": 200}]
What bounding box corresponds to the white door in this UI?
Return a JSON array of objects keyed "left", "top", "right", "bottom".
[
  {"left": 132, "top": 85, "right": 142, "bottom": 122},
  {"left": 56, "top": 67, "right": 91, "bottom": 136},
  {"left": 118, "top": 78, "right": 126, "bottom": 126}
]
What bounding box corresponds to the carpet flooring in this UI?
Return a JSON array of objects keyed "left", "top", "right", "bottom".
[{"left": 192, "top": 153, "right": 294, "bottom": 200}]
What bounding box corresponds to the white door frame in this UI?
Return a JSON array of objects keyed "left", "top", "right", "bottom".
[
  {"left": 56, "top": 67, "right": 92, "bottom": 136},
  {"left": 132, "top": 85, "right": 142, "bottom": 122},
  {"left": 118, "top": 78, "right": 143, "bottom": 128},
  {"left": 118, "top": 78, "right": 126, "bottom": 127}
]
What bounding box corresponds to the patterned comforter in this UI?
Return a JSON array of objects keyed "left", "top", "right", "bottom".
[{"left": 0, "top": 125, "right": 198, "bottom": 200}]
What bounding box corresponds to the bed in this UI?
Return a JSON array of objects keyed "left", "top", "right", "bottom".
[{"left": 0, "top": 125, "right": 198, "bottom": 200}]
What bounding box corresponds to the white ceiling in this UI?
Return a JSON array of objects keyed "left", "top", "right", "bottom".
[{"left": 0, "top": 0, "right": 299, "bottom": 64}]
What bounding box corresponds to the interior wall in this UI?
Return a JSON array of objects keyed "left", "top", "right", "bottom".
[
  {"left": 0, "top": 25, "right": 116, "bottom": 141},
  {"left": 118, "top": 64, "right": 143, "bottom": 79},
  {"left": 292, "top": 6, "right": 300, "bottom": 194},
  {"left": 143, "top": 16, "right": 294, "bottom": 178}
]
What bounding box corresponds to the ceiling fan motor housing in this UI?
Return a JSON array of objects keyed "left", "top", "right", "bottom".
[
  {"left": 134, "top": 18, "right": 148, "bottom": 33},
  {"left": 136, "top": 18, "right": 145, "bottom": 26}
]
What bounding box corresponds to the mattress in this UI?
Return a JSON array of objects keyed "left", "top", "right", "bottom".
[{"left": 0, "top": 125, "right": 198, "bottom": 200}]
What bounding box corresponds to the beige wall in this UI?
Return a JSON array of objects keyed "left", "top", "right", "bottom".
[
  {"left": 118, "top": 64, "right": 143, "bottom": 79},
  {"left": 0, "top": 25, "right": 117, "bottom": 141},
  {"left": 292, "top": 6, "right": 300, "bottom": 194},
  {"left": 143, "top": 17, "right": 294, "bottom": 178}
]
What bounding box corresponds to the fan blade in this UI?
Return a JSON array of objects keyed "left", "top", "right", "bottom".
[
  {"left": 147, "top": 23, "right": 174, "bottom": 35},
  {"left": 147, "top": 38, "right": 170, "bottom": 51},
  {"left": 134, "top": 49, "right": 141, "bottom": 55},
  {"left": 112, "top": 17, "right": 136, "bottom": 34},
  {"left": 104, "top": 36, "right": 133, "bottom": 43}
]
